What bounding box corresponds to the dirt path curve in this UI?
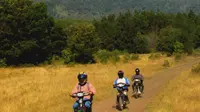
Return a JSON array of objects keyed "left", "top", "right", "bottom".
[{"left": 93, "top": 58, "right": 200, "bottom": 112}]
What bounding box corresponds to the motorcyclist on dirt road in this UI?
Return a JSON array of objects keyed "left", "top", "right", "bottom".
[
  {"left": 71, "top": 72, "right": 96, "bottom": 112},
  {"left": 113, "top": 70, "right": 130, "bottom": 104},
  {"left": 132, "top": 68, "right": 144, "bottom": 93}
]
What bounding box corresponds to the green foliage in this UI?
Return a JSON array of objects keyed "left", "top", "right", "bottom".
[
  {"left": 0, "top": 58, "right": 7, "bottom": 67},
  {"left": 1, "top": 0, "right": 200, "bottom": 66},
  {"left": 157, "top": 27, "right": 182, "bottom": 54},
  {"left": 19, "top": 63, "right": 35, "bottom": 67},
  {"left": 93, "top": 50, "right": 121, "bottom": 64},
  {"left": 156, "top": 11, "right": 199, "bottom": 55},
  {"left": 94, "top": 11, "right": 152, "bottom": 53},
  {"left": 192, "top": 48, "right": 200, "bottom": 56},
  {"left": 123, "top": 53, "right": 139, "bottom": 63},
  {"left": 173, "top": 41, "right": 184, "bottom": 53},
  {"left": 110, "top": 55, "right": 120, "bottom": 64},
  {"left": 61, "top": 49, "right": 74, "bottom": 64},
  {"left": 93, "top": 50, "right": 111, "bottom": 64},
  {"left": 191, "top": 63, "right": 200, "bottom": 74},
  {"left": 0, "top": 0, "right": 66, "bottom": 65},
  {"left": 66, "top": 23, "right": 100, "bottom": 63}
]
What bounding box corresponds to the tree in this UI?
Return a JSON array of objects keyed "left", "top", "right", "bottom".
[
  {"left": 156, "top": 27, "right": 182, "bottom": 54},
  {"left": 93, "top": 14, "right": 118, "bottom": 51},
  {"left": 0, "top": 0, "right": 66, "bottom": 65},
  {"left": 66, "top": 23, "right": 100, "bottom": 63}
]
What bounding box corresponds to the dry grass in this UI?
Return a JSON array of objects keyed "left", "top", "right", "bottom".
[
  {"left": 0, "top": 54, "right": 195, "bottom": 112},
  {"left": 146, "top": 68, "right": 200, "bottom": 112}
]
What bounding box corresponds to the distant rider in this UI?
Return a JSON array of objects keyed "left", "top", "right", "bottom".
[
  {"left": 132, "top": 68, "right": 144, "bottom": 93},
  {"left": 113, "top": 70, "right": 130, "bottom": 104}
]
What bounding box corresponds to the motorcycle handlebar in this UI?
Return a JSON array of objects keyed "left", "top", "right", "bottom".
[
  {"left": 70, "top": 92, "right": 91, "bottom": 97},
  {"left": 113, "top": 83, "right": 130, "bottom": 87}
]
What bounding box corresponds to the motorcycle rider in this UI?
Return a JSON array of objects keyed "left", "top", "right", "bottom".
[
  {"left": 113, "top": 70, "right": 130, "bottom": 105},
  {"left": 71, "top": 72, "right": 96, "bottom": 112},
  {"left": 132, "top": 68, "right": 144, "bottom": 94}
]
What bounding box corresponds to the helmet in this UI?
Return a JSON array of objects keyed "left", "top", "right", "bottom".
[
  {"left": 118, "top": 70, "right": 124, "bottom": 78},
  {"left": 135, "top": 68, "right": 140, "bottom": 74},
  {"left": 77, "top": 72, "right": 87, "bottom": 84}
]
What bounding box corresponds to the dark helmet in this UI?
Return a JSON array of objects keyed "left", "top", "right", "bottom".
[
  {"left": 77, "top": 72, "right": 87, "bottom": 83},
  {"left": 135, "top": 68, "right": 140, "bottom": 74},
  {"left": 118, "top": 70, "right": 124, "bottom": 78}
]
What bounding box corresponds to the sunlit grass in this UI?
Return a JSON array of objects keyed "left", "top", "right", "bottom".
[
  {"left": 146, "top": 67, "right": 200, "bottom": 112},
  {"left": 0, "top": 54, "right": 196, "bottom": 112}
]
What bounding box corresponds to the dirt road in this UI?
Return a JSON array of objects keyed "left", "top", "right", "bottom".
[{"left": 92, "top": 58, "right": 200, "bottom": 112}]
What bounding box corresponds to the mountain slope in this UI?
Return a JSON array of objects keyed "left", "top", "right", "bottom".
[{"left": 38, "top": 0, "right": 200, "bottom": 18}]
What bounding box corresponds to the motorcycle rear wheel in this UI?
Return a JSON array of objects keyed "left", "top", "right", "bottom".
[
  {"left": 118, "top": 97, "right": 124, "bottom": 110},
  {"left": 77, "top": 107, "right": 86, "bottom": 112}
]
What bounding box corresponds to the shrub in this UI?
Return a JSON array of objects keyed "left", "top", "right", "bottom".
[
  {"left": 166, "top": 52, "right": 172, "bottom": 57},
  {"left": 123, "top": 53, "right": 131, "bottom": 63},
  {"left": 0, "top": 58, "right": 7, "bottom": 67},
  {"left": 174, "top": 53, "right": 182, "bottom": 61},
  {"left": 19, "top": 63, "right": 35, "bottom": 67},
  {"left": 110, "top": 55, "right": 120, "bottom": 64},
  {"left": 191, "top": 63, "right": 200, "bottom": 74},
  {"left": 174, "top": 53, "right": 187, "bottom": 61},
  {"left": 52, "top": 55, "right": 60, "bottom": 60},
  {"left": 163, "top": 60, "right": 170, "bottom": 67},
  {"left": 149, "top": 53, "right": 161, "bottom": 60},
  {"left": 93, "top": 50, "right": 111, "bottom": 64},
  {"left": 93, "top": 50, "right": 121, "bottom": 64},
  {"left": 192, "top": 48, "right": 200, "bottom": 57},
  {"left": 61, "top": 49, "right": 75, "bottom": 64},
  {"left": 173, "top": 41, "right": 184, "bottom": 53},
  {"left": 130, "top": 54, "right": 139, "bottom": 60}
]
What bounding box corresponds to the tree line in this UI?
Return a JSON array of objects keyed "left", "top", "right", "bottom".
[{"left": 0, "top": 0, "right": 200, "bottom": 66}]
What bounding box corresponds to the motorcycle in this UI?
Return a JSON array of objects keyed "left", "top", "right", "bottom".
[
  {"left": 114, "top": 82, "right": 129, "bottom": 110},
  {"left": 70, "top": 91, "right": 91, "bottom": 112},
  {"left": 133, "top": 79, "right": 142, "bottom": 98}
]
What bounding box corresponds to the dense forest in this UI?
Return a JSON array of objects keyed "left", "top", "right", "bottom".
[
  {"left": 36, "top": 0, "right": 200, "bottom": 19},
  {"left": 0, "top": 0, "right": 200, "bottom": 66}
]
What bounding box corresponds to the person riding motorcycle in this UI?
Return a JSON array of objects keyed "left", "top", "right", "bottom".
[
  {"left": 113, "top": 70, "right": 130, "bottom": 104},
  {"left": 71, "top": 72, "right": 96, "bottom": 112},
  {"left": 132, "top": 68, "right": 144, "bottom": 93}
]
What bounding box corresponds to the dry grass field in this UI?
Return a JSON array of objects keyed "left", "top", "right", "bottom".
[
  {"left": 0, "top": 54, "right": 195, "bottom": 112},
  {"left": 146, "top": 63, "right": 200, "bottom": 112}
]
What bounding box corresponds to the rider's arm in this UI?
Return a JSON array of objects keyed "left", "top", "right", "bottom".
[
  {"left": 71, "top": 83, "right": 78, "bottom": 95},
  {"left": 141, "top": 74, "right": 144, "bottom": 81},
  {"left": 132, "top": 75, "right": 135, "bottom": 81},
  {"left": 88, "top": 83, "right": 96, "bottom": 95},
  {"left": 113, "top": 79, "right": 118, "bottom": 88},
  {"left": 125, "top": 78, "right": 130, "bottom": 86}
]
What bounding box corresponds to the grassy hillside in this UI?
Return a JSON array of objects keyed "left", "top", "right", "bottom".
[
  {"left": 146, "top": 63, "right": 200, "bottom": 112},
  {"left": 37, "top": 0, "right": 200, "bottom": 18}
]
